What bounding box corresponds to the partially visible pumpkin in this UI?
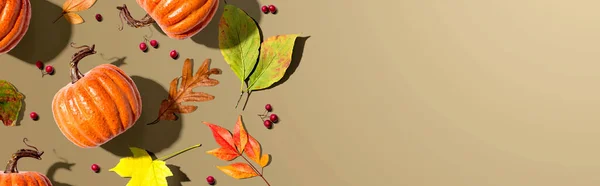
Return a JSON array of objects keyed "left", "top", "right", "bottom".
[
  {"left": 0, "top": 0, "right": 31, "bottom": 54},
  {"left": 0, "top": 139, "right": 51, "bottom": 185},
  {"left": 136, "top": 0, "right": 219, "bottom": 39},
  {"left": 51, "top": 45, "right": 142, "bottom": 148}
]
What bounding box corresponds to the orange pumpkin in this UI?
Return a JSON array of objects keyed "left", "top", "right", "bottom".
[
  {"left": 0, "top": 139, "right": 51, "bottom": 185},
  {"left": 136, "top": 0, "right": 219, "bottom": 40},
  {"left": 0, "top": 0, "right": 32, "bottom": 54},
  {"left": 51, "top": 44, "right": 142, "bottom": 148}
]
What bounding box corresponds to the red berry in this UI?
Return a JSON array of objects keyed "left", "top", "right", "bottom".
[
  {"left": 268, "top": 5, "right": 277, "bottom": 13},
  {"left": 264, "top": 120, "right": 273, "bottom": 129},
  {"left": 265, "top": 104, "right": 272, "bottom": 111},
  {"left": 269, "top": 114, "right": 278, "bottom": 123},
  {"left": 261, "top": 5, "right": 269, "bottom": 13},
  {"left": 91, "top": 164, "right": 100, "bottom": 172},
  {"left": 139, "top": 42, "right": 148, "bottom": 52},
  {"left": 150, "top": 40, "right": 158, "bottom": 48},
  {"left": 45, "top": 65, "right": 54, "bottom": 74},
  {"left": 35, "top": 60, "right": 43, "bottom": 69},
  {"left": 170, "top": 50, "right": 178, "bottom": 59},
  {"left": 29, "top": 112, "right": 38, "bottom": 120},
  {"left": 95, "top": 14, "right": 102, "bottom": 22},
  {"left": 206, "top": 176, "right": 215, "bottom": 184}
]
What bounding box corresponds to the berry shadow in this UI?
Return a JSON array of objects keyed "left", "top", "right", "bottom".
[
  {"left": 8, "top": 0, "right": 72, "bottom": 64},
  {"left": 100, "top": 76, "right": 183, "bottom": 157},
  {"left": 151, "top": 0, "right": 262, "bottom": 49},
  {"left": 46, "top": 161, "right": 76, "bottom": 186}
]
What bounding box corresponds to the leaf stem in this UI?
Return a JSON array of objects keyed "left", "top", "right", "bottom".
[
  {"left": 241, "top": 155, "right": 270, "bottom": 186},
  {"left": 158, "top": 144, "right": 202, "bottom": 161},
  {"left": 53, "top": 12, "right": 65, "bottom": 24},
  {"left": 235, "top": 92, "right": 243, "bottom": 108}
]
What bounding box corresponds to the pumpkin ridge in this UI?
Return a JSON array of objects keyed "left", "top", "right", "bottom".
[
  {"left": 99, "top": 64, "right": 142, "bottom": 120},
  {"left": 0, "top": 0, "right": 29, "bottom": 53},
  {"left": 163, "top": 0, "right": 213, "bottom": 35},
  {"left": 74, "top": 77, "right": 118, "bottom": 145},
  {"left": 63, "top": 87, "right": 98, "bottom": 147},
  {"left": 52, "top": 88, "right": 88, "bottom": 148},
  {"left": 165, "top": 0, "right": 217, "bottom": 39},
  {"left": 0, "top": 0, "right": 20, "bottom": 39},
  {"left": 94, "top": 69, "right": 132, "bottom": 134},
  {"left": 22, "top": 172, "right": 34, "bottom": 184},
  {"left": 161, "top": 0, "right": 205, "bottom": 27}
]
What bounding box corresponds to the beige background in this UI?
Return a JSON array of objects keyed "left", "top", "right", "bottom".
[{"left": 2, "top": 0, "right": 600, "bottom": 185}]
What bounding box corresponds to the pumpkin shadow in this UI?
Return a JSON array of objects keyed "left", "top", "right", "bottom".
[
  {"left": 152, "top": 0, "right": 262, "bottom": 49},
  {"left": 46, "top": 161, "right": 75, "bottom": 186},
  {"left": 100, "top": 76, "right": 183, "bottom": 157},
  {"left": 8, "top": 0, "right": 72, "bottom": 64}
]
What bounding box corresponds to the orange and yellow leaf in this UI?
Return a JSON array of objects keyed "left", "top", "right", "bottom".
[
  {"left": 207, "top": 147, "right": 239, "bottom": 161},
  {"left": 62, "top": 0, "right": 97, "bottom": 12},
  {"left": 204, "top": 121, "right": 238, "bottom": 154},
  {"left": 258, "top": 154, "right": 270, "bottom": 167},
  {"left": 64, "top": 12, "right": 83, "bottom": 24},
  {"left": 216, "top": 163, "right": 259, "bottom": 179},
  {"left": 244, "top": 134, "right": 265, "bottom": 165},
  {"left": 232, "top": 115, "right": 248, "bottom": 153}
]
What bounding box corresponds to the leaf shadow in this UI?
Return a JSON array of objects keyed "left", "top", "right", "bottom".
[
  {"left": 100, "top": 76, "right": 183, "bottom": 157},
  {"left": 46, "top": 161, "right": 76, "bottom": 186},
  {"left": 15, "top": 94, "right": 26, "bottom": 127},
  {"left": 262, "top": 36, "right": 310, "bottom": 90},
  {"left": 166, "top": 165, "right": 191, "bottom": 186},
  {"left": 151, "top": 0, "right": 262, "bottom": 49},
  {"left": 8, "top": 0, "right": 72, "bottom": 64}
]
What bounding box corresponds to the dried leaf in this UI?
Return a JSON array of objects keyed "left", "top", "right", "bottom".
[
  {"left": 0, "top": 80, "right": 24, "bottom": 126},
  {"left": 244, "top": 134, "right": 270, "bottom": 168},
  {"left": 56, "top": 0, "right": 97, "bottom": 24},
  {"left": 232, "top": 115, "right": 248, "bottom": 153},
  {"left": 204, "top": 121, "right": 239, "bottom": 160},
  {"left": 218, "top": 4, "right": 261, "bottom": 91},
  {"left": 109, "top": 147, "right": 173, "bottom": 186},
  {"left": 216, "top": 162, "right": 259, "bottom": 179},
  {"left": 247, "top": 34, "right": 300, "bottom": 92},
  {"left": 150, "top": 59, "right": 221, "bottom": 125}
]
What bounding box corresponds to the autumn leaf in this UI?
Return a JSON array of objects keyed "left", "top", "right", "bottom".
[
  {"left": 245, "top": 134, "right": 270, "bottom": 167},
  {"left": 148, "top": 58, "right": 221, "bottom": 125},
  {"left": 54, "top": 0, "right": 97, "bottom": 24},
  {"left": 110, "top": 145, "right": 201, "bottom": 186},
  {"left": 217, "top": 162, "right": 259, "bottom": 179},
  {"left": 218, "top": 4, "right": 261, "bottom": 92},
  {"left": 0, "top": 80, "right": 24, "bottom": 126},
  {"left": 203, "top": 120, "right": 240, "bottom": 161},
  {"left": 232, "top": 115, "right": 248, "bottom": 153},
  {"left": 247, "top": 34, "right": 300, "bottom": 92}
]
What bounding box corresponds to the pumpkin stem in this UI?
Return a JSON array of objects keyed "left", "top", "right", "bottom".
[
  {"left": 4, "top": 138, "right": 44, "bottom": 173},
  {"left": 117, "top": 4, "right": 156, "bottom": 31},
  {"left": 69, "top": 43, "right": 97, "bottom": 84}
]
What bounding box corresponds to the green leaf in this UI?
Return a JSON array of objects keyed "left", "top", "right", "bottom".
[
  {"left": 218, "top": 4, "right": 261, "bottom": 91},
  {"left": 247, "top": 34, "right": 300, "bottom": 91},
  {"left": 0, "top": 80, "right": 24, "bottom": 126}
]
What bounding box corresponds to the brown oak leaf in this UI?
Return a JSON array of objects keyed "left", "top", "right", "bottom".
[{"left": 148, "top": 58, "right": 221, "bottom": 125}]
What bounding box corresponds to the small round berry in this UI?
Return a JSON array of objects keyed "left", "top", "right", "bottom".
[
  {"left": 139, "top": 42, "right": 148, "bottom": 52},
  {"left": 95, "top": 14, "right": 102, "bottom": 22},
  {"left": 265, "top": 104, "right": 272, "bottom": 112},
  {"left": 170, "top": 50, "right": 178, "bottom": 59},
  {"left": 45, "top": 65, "right": 54, "bottom": 74},
  {"left": 261, "top": 5, "right": 269, "bottom": 13},
  {"left": 206, "top": 176, "right": 215, "bottom": 184},
  {"left": 269, "top": 114, "right": 278, "bottom": 123},
  {"left": 35, "top": 60, "right": 43, "bottom": 69},
  {"left": 91, "top": 164, "right": 100, "bottom": 173},
  {"left": 268, "top": 5, "right": 277, "bottom": 13},
  {"left": 264, "top": 120, "right": 273, "bottom": 129},
  {"left": 29, "top": 112, "right": 38, "bottom": 120},
  {"left": 150, "top": 40, "right": 159, "bottom": 48}
]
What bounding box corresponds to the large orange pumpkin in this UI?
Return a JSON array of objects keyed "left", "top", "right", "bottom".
[
  {"left": 51, "top": 44, "right": 142, "bottom": 148},
  {"left": 0, "top": 139, "right": 51, "bottom": 185},
  {"left": 0, "top": 0, "right": 31, "bottom": 54},
  {"left": 136, "top": 0, "right": 219, "bottom": 39}
]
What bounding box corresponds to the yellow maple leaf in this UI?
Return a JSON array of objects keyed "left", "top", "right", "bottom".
[{"left": 109, "top": 147, "right": 173, "bottom": 186}]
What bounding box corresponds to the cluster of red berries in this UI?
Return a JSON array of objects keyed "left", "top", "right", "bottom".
[
  {"left": 35, "top": 60, "right": 54, "bottom": 77},
  {"left": 91, "top": 164, "right": 100, "bottom": 173},
  {"left": 95, "top": 14, "right": 102, "bottom": 22},
  {"left": 258, "top": 104, "right": 278, "bottom": 129},
  {"left": 261, "top": 5, "right": 277, "bottom": 14},
  {"left": 139, "top": 40, "right": 179, "bottom": 59},
  {"left": 206, "top": 176, "right": 216, "bottom": 185}
]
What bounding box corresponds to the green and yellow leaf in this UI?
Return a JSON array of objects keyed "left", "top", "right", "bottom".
[
  {"left": 0, "top": 80, "right": 24, "bottom": 126},
  {"left": 247, "top": 34, "right": 300, "bottom": 92}
]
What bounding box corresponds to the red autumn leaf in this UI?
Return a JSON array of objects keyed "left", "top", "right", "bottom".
[
  {"left": 204, "top": 121, "right": 239, "bottom": 159},
  {"left": 216, "top": 162, "right": 259, "bottom": 179},
  {"left": 244, "top": 134, "right": 270, "bottom": 167},
  {"left": 232, "top": 115, "right": 248, "bottom": 153},
  {"left": 207, "top": 147, "right": 239, "bottom": 161}
]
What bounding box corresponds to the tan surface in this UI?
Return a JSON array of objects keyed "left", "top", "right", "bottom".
[{"left": 2, "top": 0, "right": 600, "bottom": 185}]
